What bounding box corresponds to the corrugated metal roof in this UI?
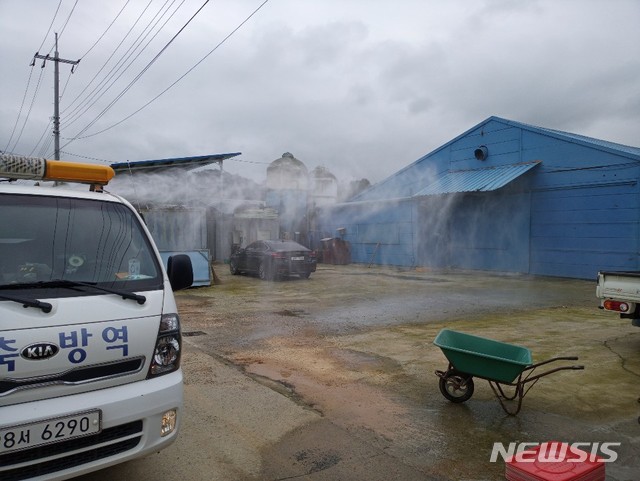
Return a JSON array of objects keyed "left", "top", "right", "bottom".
[
  {"left": 110, "top": 153, "right": 241, "bottom": 173},
  {"left": 414, "top": 160, "right": 541, "bottom": 196},
  {"left": 411, "top": 117, "right": 640, "bottom": 169},
  {"left": 507, "top": 120, "right": 640, "bottom": 158}
]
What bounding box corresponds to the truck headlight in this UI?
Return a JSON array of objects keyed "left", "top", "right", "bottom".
[{"left": 148, "top": 314, "right": 181, "bottom": 377}]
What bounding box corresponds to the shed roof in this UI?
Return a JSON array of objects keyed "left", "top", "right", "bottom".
[
  {"left": 431, "top": 117, "right": 640, "bottom": 162},
  {"left": 350, "top": 116, "right": 640, "bottom": 203},
  {"left": 396, "top": 116, "right": 640, "bottom": 183},
  {"left": 415, "top": 160, "right": 541, "bottom": 196},
  {"left": 110, "top": 153, "right": 241, "bottom": 173},
  {"left": 511, "top": 120, "right": 640, "bottom": 158}
]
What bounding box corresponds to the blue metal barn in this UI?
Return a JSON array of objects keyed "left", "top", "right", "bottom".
[{"left": 317, "top": 117, "right": 640, "bottom": 279}]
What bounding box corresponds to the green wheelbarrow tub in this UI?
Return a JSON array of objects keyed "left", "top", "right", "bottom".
[{"left": 433, "top": 329, "right": 533, "bottom": 384}]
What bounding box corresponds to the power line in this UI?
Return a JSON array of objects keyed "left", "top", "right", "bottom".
[
  {"left": 54, "top": 0, "right": 134, "bottom": 122},
  {"left": 78, "top": 0, "right": 132, "bottom": 59},
  {"left": 3, "top": 67, "right": 36, "bottom": 153},
  {"left": 28, "top": 119, "right": 53, "bottom": 157},
  {"left": 64, "top": 0, "right": 212, "bottom": 142},
  {"left": 61, "top": 0, "right": 156, "bottom": 117},
  {"left": 230, "top": 157, "right": 271, "bottom": 165},
  {"left": 66, "top": 0, "right": 271, "bottom": 142},
  {"left": 36, "top": 0, "right": 63, "bottom": 53},
  {"left": 4, "top": 0, "right": 63, "bottom": 153},
  {"left": 6, "top": 0, "right": 79, "bottom": 158},
  {"left": 59, "top": 150, "right": 111, "bottom": 163},
  {"left": 39, "top": 131, "right": 55, "bottom": 158},
  {"left": 59, "top": 67, "right": 74, "bottom": 98},
  {"left": 5, "top": 66, "right": 47, "bottom": 154},
  {"left": 63, "top": 0, "right": 186, "bottom": 127},
  {"left": 55, "top": 0, "right": 79, "bottom": 42}
]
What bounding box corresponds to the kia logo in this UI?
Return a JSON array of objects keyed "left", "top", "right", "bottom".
[{"left": 21, "top": 342, "right": 60, "bottom": 361}]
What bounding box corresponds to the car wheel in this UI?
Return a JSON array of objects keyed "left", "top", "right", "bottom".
[
  {"left": 229, "top": 260, "right": 239, "bottom": 275},
  {"left": 301, "top": 271, "right": 311, "bottom": 279},
  {"left": 258, "top": 262, "right": 272, "bottom": 281}
]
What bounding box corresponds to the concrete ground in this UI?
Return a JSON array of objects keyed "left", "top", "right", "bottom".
[{"left": 83, "top": 264, "right": 639, "bottom": 481}]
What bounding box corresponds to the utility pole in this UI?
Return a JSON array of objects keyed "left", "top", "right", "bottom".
[{"left": 32, "top": 33, "right": 79, "bottom": 160}]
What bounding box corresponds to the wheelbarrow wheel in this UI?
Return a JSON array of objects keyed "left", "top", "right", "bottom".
[{"left": 439, "top": 370, "right": 474, "bottom": 403}]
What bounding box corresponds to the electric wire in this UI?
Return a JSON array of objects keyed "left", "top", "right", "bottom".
[
  {"left": 36, "top": 0, "right": 63, "bottom": 54},
  {"left": 3, "top": 67, "right": 36, "bottom": 153},
  {"left": 13, "top": 0, "right": 161, "bottom": 158},
  {"left": 28, "top": 119, "right": 53, "bottom": 157},
  {"left": 78, "top": 0, "right": 132, "bottom": 60},
  {"left": 55, "top": 0, "right": 79, "bottom": 42},
  {"left": 59, "top": 150, "right": 111, "bottom": 163},
  {"left": 66, "top": 0, "right": 270, "bottom": 143},
  {"left": 40, "top": 133, "right": 55, "bottom": 158},
  {"left": 6, "top": 66, "right": 47, "bottom": 154},
  {"left": 32, "top": 72, "right": 73, "bottom": 156},
  {"left": 57, "top": 0, "right": 132, "bottom": 130},
  {"left": 64, "top": 0, "right": 191, "bottom": 130},
  {"left": 65, "top": 1, "right": 171, "bottom": 122},
  {"left": 61, "top": 0, "right": 156, "bottom": 117},
  {"left": 63, "top": 0, "right": 212, "bottom": 142},
  {"left": 53, "top": 0, "right": 133, "bottom": 121},
  {"left": 6, "top": 0, "right": 78, "bottom": 157},
  {"left": 7, "top": 0, "right": 269, "bottom": 158},
  {"left": 63, "top": 0, "right": 185, "bottom": 128},
  {"left": 230, "top": 158, "right": 271, "bottom": 165},
  {"left": 59, "top": 67, "right": 74, "bottom": 99},
  {"left": 3, "top": 0, "right": 62, "bottom": 153}
]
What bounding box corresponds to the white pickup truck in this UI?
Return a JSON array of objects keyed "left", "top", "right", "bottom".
[{"left": 596, "top": 271, "right": 640, "bottom": 327}]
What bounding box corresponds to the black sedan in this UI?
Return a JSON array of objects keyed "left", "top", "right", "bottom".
[{"left": 229, "top": 240, "right": 317, "bottom": 280}]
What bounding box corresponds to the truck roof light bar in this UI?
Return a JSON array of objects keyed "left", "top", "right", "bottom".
[{"left": 0, "top": 154, "right": 115, "bottom": 186}]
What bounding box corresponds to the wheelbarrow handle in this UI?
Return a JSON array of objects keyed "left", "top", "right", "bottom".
[
  {"left": 525, "top": 355, "right": 580, "bottom": 370},
  {"left": 521, "top": 364, "right": 585, "bottom": 383}
]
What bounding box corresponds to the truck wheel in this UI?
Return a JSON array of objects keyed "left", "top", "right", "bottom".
[{"left": 439, "top": 369, "right": 474, "bottom": 403}]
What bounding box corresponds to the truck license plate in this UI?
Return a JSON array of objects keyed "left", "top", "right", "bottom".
[{"left": 0, "top": 410, "right": 101, "bottom": 454}]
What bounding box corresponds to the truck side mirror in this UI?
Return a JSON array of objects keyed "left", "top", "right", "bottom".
[{"left": 167, "top": 254, "right": 193, "bottom": 291}]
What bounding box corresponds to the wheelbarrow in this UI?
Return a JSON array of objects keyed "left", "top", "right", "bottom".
[{"left": 433, "top": 329, "right": 584, "bottom": 415}]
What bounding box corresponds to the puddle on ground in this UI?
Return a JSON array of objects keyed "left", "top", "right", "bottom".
[
  {"left": 179, "top": 266, "right": 639, "bottom": 480},
  {"left": 228, "top": 313, "right": 640, "bottom": 480}
]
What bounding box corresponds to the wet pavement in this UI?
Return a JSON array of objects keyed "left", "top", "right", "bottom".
[
  {"left": 81, "top": 263, "right": 640, "bottom": 481},
  {"left": 176, "top": 264, "right": 639, "bottom": 481}
]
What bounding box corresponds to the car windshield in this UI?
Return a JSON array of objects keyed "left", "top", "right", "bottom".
[{"left": 0, "top": 193, "right": 162, "bottom": 293}]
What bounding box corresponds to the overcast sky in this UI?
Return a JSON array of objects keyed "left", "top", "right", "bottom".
[{"left": 1, "top": 0, "right": 639, "bottom": 185}]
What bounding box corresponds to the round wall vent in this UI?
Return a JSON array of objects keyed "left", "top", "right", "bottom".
[{"left": 474, "top": 145, "right": 488, "bottom": 161}]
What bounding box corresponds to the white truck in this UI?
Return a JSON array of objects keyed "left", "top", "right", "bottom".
[
  {"left": 596, "top": 270, "right": 640, "bottom": 327},
  {"left": 0, "top": 155, "right": 193, "bottom": 480}
]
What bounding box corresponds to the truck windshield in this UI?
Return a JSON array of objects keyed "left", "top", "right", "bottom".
[{"left": 0, "top": 193, "right": 162, "bottom": 293}]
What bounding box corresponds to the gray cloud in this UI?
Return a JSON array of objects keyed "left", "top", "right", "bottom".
[{"left": 1, "top": 0, "right": 639, "bottom": 187}]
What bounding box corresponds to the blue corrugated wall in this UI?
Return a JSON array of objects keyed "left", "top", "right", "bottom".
[
  {"left": 319, "top": 199, "right": 418, "bottom": 266},
  {"left": 318, "top": 117, "right": 640, "bottom": 279},
  {"left": 523, "top": 131, "right": 640, "bottom": 278}
]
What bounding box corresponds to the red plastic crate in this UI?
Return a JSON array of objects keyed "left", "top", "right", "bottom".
[{"left": 505, "top": 442, "right": 605, "bottom": 481}]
